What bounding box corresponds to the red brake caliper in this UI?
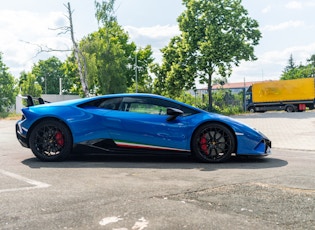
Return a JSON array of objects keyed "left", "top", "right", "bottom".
[
  {"left": 200, "top": 134, "right": 209, "bottom": 155},
  {"left": 55, "top": 131, "right": 64, "bottom": 147}
]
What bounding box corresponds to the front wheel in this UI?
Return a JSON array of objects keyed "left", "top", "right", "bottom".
[
  {"left": 191, "top": 123, "right": 236, "bottom": 163},
  {"left": 248, "top": 106, "right": 255, "bottom": 113},
  {"left": 29, "top": 119, "right": 72, "bottom": 161}
]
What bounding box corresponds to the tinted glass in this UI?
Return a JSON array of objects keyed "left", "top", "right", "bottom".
[
  {"left": 120, "top": 96, "right": 198, "bottom": 116},
  {"left": 79, "top": 97, "right": 122, "bottom": 110}
]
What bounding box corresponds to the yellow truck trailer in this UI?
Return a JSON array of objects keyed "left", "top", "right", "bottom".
[{"left": 245, "top": 78, "right": 315, "bottom": 112}]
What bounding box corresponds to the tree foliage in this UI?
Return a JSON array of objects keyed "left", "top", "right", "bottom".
[
  {"left": 152, "top": 36, "right": 194, "bottom": 98},
  {"left": 77, "top": 0, "right": 154, "bottom": 95},
  {"left": 154, "top": 0, "right": 261, "bottom": 110},
  {"left": 80, "top": 23, "right": 129, "bottom": 94},
  {"left": 281, "top": 54, "right": 315, "bottom": 80},
  {"left": 95, "top": 0, "right": 116, "bottom": 27},
  {"left": 0, "top": 53, "right": 17, "bottom": 112},
  {"left": 19, "top": 72, "right": 42, "bottom": 98},
  {"left": 31, "top": 56, "right": 64, "bottom": 94},
  {"left": 128, "top": 46, "right": 154, "bottom": 93},
  {"left": 61, "top": 55, "right": 82, "bottom": 95},
  {"left": 284, "top": 54, "right": 296, "bottom": 73}
]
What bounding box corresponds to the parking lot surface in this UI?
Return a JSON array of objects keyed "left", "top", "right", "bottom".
[
  {"left": 233, "top": 111, "right": 315, "bottom": 151},
  {"left": 0, "top": 112, "right": 314, "bottom": 230}
]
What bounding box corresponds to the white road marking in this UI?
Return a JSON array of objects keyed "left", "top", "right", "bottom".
[
  {"left": 132, "top": 217, "right": 149, "bottom": 230},
  {"left": 0, "top": 169, "right": 51, "bottom": 193},
  {"left": 99, "top": 216, "right": 123, "bottom": 226},
  {"left": 98, "top": 216, "right": 149, "bottom": 229}
]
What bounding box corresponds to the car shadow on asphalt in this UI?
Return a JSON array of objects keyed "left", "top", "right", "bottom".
[{"left": 21, "top": 152, "right": 288, "bottom": 171}]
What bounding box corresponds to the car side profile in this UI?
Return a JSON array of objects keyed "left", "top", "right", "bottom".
[{"left": 16, "top": 93, "right": 271, "bottom": 163}]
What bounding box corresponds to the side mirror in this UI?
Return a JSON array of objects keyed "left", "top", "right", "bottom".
[{"left": 166, "top": 107, "right": 184, "bottom": 121}]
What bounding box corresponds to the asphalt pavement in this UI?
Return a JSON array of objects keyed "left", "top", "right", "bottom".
[
  {"left": 0, "top": 112, "right": 315, "bottom": 229},
  {"left": 233, "top": 110, "right": 315, "bottom": 151}
]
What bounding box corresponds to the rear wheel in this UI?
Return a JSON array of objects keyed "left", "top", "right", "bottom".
[
  {"left": 286, "top": 105, "right": 296, "bottom": 113},
  {"left": 191, "top": 123, "right": 235, "bottom": 163},
  {"left": 29, "top": 119, "right": 72, "bottom": 161}
]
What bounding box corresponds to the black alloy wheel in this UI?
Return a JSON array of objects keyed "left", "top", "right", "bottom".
[
  {"left": 192, "top": 123, "right": 235, "bottom": 163},
  {"left": 29, "top": 119, "right": 72, "bottom": 161}
]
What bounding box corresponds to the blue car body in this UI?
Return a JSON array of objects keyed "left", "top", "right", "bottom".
[{"left": 16, "top": 93, "right": 271, "bottom": 162}]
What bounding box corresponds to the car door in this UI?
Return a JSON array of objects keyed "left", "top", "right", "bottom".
[{"left": 106, "top": 96, "right": 195, "bottom": 151}]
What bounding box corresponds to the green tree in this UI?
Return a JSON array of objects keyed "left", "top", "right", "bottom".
[
  {"left": 95, "top": 0, "right": 116, "bottom": 27},
  {"left": 151, "top": 62, "right": 167, "bottom": 96},
  {"left": 31, "top": 56, "right": 64, "bottom": 94},
  {"left": 281, "top": 65, "right": 315, "bottom": 80},
  {"left": 18, "top": 71, "right": 28, "bottom": 90},
  {"left": 152, "top": 36, "right": 195, "bottom": 98},
  {"left": 307, "top": 54, "right": 315, "bottom": 67},
  {"left": 78, "top": 0, "right": 154, "bottom": 95},
  {"left": 127, "top": 46, "right": 154, "bottom": 93},
  {"left": 281, "top": 54, "right": 315, "bottom": 80},
  {"left": 61, "top": 55, "right": 83, "bottom": 95},
  {"left": 0, "top": 53, "right": 17, "bottom": 112},
  {"left": 156, "top": 0, "right": 261, "bottom": 111},
  {"left": 20, "top": 73, "right": 42, "bottom": 99},
  {"left": 284, "top": 54, "right": 296, "bottom": 72},
  {"left": 80, "top": 24, "right": 128, "bottom": 94}
]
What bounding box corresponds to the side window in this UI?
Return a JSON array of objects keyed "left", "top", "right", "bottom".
[
  {"left": 98, "top": 97, "right": 122, "bottom": 110},
  {"left": 129, "top": 103, "right": 167, "bottom": 115},
  {"left": 79, "top": 97, "right": 122, "bottom": 110},
  {"left": 120, "top": 96, "right": 198, "bottom": 116}
]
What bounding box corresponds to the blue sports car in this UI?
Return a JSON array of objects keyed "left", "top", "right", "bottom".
[{"left": 16, "top": 93, "right": 271, "bottom": 162}]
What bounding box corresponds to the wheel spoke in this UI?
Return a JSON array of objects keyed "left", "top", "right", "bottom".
[{"left": 34, "top": 125, "right": 64, "bottom": 156}]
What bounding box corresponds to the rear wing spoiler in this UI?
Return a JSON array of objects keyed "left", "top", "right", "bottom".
[{"left": 21, "top": 95, "right": 50, "bottom": 107}]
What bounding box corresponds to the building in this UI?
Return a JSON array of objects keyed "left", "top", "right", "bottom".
[{"left": 196, "top": 81, "right": 260, "bottom": 95}]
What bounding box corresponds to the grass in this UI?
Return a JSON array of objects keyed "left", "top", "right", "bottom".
[{"left": 0, "top": 112, "right": 21, "bottom": 120}]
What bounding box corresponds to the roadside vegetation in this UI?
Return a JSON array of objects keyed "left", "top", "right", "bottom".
[{"left": 0, "top": 112, "right": 20, "bottom": 120}]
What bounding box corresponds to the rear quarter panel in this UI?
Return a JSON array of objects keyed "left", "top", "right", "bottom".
[{"left": 22, "top": 105, "right": 112, "bottom": 144}]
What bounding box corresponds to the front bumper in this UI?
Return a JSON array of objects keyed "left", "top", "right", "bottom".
[
  {"left": 256, "top": 138, "right": 272, "bottom": 156},
  {"left": 264, "top": 138, "right": 272, "bottom": 153}
]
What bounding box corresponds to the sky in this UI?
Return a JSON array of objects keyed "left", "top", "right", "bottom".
[{"left": 0, "top": 0, "right": 315, "bottom": 88}]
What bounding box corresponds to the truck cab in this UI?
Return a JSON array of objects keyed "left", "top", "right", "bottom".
[{"left": 245, "top": 86, "right": 256, "bottom": 113}]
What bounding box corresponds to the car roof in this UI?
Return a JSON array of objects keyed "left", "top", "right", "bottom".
[{"left": 37, "top": 93, "right": 202, "bottom": 112}]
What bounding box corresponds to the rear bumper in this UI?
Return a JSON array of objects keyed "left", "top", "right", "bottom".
[{"left": 16, "top": 123, "right": 29, "bottom": 148}]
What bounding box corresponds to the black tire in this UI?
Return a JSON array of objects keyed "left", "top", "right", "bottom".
[
  {"left": 248, "top": 107, "right": 255, "bottom": 113},
  {"left": 29, "top": 119, "right": 72, "bottom": 162},
  {"left": 286, "top": 105, "right": 295, "bottom": 113},
  {"left": 191, "top": 123, "right": 235, "bottom": 163}
]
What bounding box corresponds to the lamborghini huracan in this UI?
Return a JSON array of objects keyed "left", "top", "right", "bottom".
[{"left": 16, "top": 93, "right": 271, "bottom": 162}]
